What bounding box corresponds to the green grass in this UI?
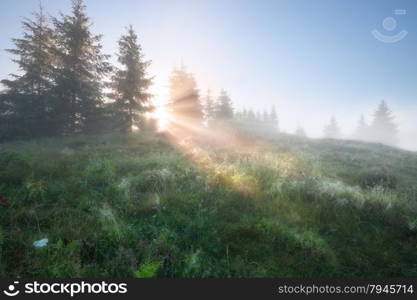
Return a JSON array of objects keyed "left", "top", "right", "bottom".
[{"left": 0, "top": 131, "right": 416, "bottom": 277}]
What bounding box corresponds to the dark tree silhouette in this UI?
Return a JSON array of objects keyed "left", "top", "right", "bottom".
[
  {"left": 0, "top": 4, "right": 56, "bottom": 139},
  {"left": 52, "top": 0, "right": 111, "bottom": 134},
  {"left": 110, "top": 25, "right": 152, "bottom": 132}
]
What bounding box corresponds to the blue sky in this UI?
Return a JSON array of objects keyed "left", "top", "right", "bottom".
[{"left": 0, "top": 0, "right": 416, "bottom": 149}]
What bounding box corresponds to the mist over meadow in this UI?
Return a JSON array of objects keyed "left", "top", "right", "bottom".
[
  {"left": 1, "top": 0, "right": 416, "bottom": 150},
  {"left": 0, "top": 0, "right": 416, "bottom": 280}
]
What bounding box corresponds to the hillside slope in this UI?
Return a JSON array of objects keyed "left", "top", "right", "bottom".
[{"left": 0, "top": 132, "right": 416, "bottom": 277}]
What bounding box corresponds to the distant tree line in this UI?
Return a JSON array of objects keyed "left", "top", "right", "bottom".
[
  {"left": 323, "top": 100, "right": 398, "bottom": 146},
  {"left": 233, "top": 106, "right": 279, "bottom": 135},
  {"left": 0, "top": 0, "right": 400, "bottom": 148},
  {"left": 164, "top": 64, "right": 280, "bottom": 136}
]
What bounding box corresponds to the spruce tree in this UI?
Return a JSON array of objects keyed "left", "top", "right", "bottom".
[
  {"left": 169, "top": 65, "right": 203, "bottom": 126},
  {"left": 247, "top": 109, "right": 256, "bottom": 121},
  {"left": 269, "top": 106, "right": 279, "bottom": 132},
  {"left": 369, "top": 101, "right": 398, "bottom": 146},
  {"left": 241, "top": 108, "right": 248, "bottom": 120},
  {"left": 52, "top": 0, "right": 110, "bottom": 134},
  {"left": 214, "top": 89, "right": 233, "bottom": 121},
  {"left": 323, "top": 116, "right": 341, "bottom": 139},
  {"left": 262, "top": 110, "right": 269, "bottom": 123},
  {"left": 255, "top": 111, "right": 262, "bottom": 123},
  {"left": 110, "top": 25, "right": 152, "bottom": 132},
  {"left": 295, "top": 126, "right": 307, "bottom": 137},
  {"left": 203, "top": 89, "right": 215, "bottom": 124},
  {"left": 354, "top": 115, "right": 369, "bottom": 141},
  {"left": 0, "top": 4, "right": 56, "bottom": 139},
  {"left": 233, "top": 109, "right": 243, "bottom": 120},
  {"left": 260, "top": 109, "right": 269, "bottom": 133}
]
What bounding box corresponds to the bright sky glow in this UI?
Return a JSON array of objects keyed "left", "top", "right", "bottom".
[{"left": 0, "top": 0, "right": 416, "bottom": 149}]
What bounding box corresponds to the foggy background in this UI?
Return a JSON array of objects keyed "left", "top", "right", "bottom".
[{"left": 1, "top": 0, "right": 416, "bottom": 150}]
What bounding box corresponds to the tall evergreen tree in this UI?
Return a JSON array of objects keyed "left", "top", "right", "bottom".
[
  {"left": 247, "top": 109, "right": 256, "bottom": 121},
  {"left": 354, "top": 115, "right": 369, "bottom": 141},
  {"left": 255, "top": 111, "right": 262, "bottom": 123},
  {"left": 203, "top": 89, "right": 215, "bottom": 123},
  {"left": 233, "top": 109, "right": 243, "bottom": 120},
  {"left": 169, "top": 65, "right": 203, "bottom": 126},
  {"left": 323, "top": 116, "right": 341, "bottom": 139},
  {"left": 214, "top": 89, "right": 233, "bottom": 121},
  {"left": 52, "top": 0, "right": 110, "bottom": 134},
  {"left": 3, "top": 4, "right": 54, "bottom": 96},
  {"left": 0, "top": 4, "right": 56, "bottom": 139},
  {"left": 295, "top": 126, "right": 307, "bottom": 137},
  {"left": 369, "top": 101, "right": 398, "bottom": 146},
  {"left": 269, "top": 106, "right": 279, "bottom": 132},
  {"left": 110, "top": 25, "right": 152, "bottom": 132},
  {"left": 241, "top": 108, "right": 248, "bottom": 120},
  {"left": 262, "top": 109, "right": 269, "bottom": 123}
]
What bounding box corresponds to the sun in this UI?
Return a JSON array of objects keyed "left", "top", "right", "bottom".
[{"left": 150, "top": 105, "right": 171, "bottom": 132}]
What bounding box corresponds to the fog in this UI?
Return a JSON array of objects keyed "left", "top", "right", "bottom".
[
  {"left": 1, "top": 0, "right": 416, "bottom": 151},
  {"left": 156, "top": 74, "right": 417, "bottom": 151}
]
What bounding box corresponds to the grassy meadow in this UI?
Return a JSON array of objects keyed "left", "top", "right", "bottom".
[{"left": 0, "top": 132, "right": 416, "bottom": 277}]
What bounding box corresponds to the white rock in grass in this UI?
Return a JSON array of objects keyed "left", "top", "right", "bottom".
[
  {"left": 61, "top": 147, "right": 74, "bottom": 156},
  {"left": 33, "top": 238, "right": 48, "bottom": 248}
]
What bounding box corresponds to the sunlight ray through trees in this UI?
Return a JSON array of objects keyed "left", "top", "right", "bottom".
[{"left": 0, "top": 0, "right": 416, "bottom": 280}]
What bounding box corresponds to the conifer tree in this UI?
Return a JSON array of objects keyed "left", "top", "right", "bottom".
[
  {"left": 52, "top": 0, "right": 110, "bottom": 134},
  {"left": 169, "top": 65, "right": 203, "bottom": 126},
  {"left": 203, "top": 89, "right": 215, "bottom": 123},
  {"left": 354, "top": 115, "right": 369, "bottom": 141},
  {"left": 247, "top": 109, "right": 256, "bottom": 121},
  {"left": 295, "top": 126, "right": 307, "bottom": 137},
  {"left": 323, "top": 116, "right": 341, "bottom": 139},
  {"left": 262, "top": 110, "right": 269, "bottom": 123},
  {"left": 110, "top": 25, "right": 152, "bottom": 132},
  {"left": 369, "top": 101, "right": 398, "bottom": 146},
  {"left": 0, "top": 4, "right": 56, "bottom": 139},
  {"left": 241, "top": 108, "right": 248, "bottom": 119},
  {"left": 214, "top": 89, "right": 233, "bottom": 121},
  {"left": 255, "top": 111, "right": 261, "bottom": 123},
  {"left": 269, "top": 106, "right": 279, "bottom": 132},
  {"left": 233, "top": 109, "right": 243, "bottom": 120}
]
